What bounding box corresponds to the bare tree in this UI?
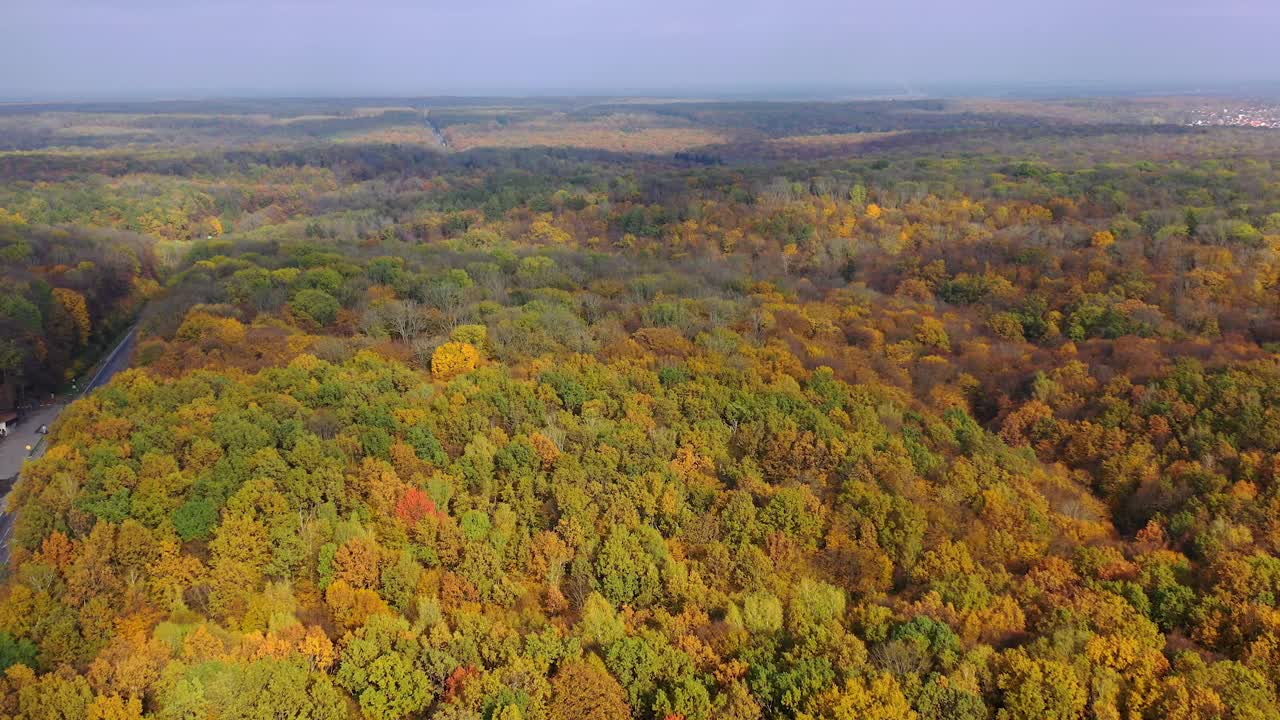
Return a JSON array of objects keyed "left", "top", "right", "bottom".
[{"left": 387, "top": 299, "right": 429, "bottom": 343}]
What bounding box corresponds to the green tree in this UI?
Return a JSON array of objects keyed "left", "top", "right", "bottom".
[
  {"left": 336, "top": 614, "right": 432, "bottom": 720},
  {"left": 595, "top": 527, "right": 662, "bottom": 607},
  {"left": 292, "top": 289, "right": 340, "bottom": 327}
]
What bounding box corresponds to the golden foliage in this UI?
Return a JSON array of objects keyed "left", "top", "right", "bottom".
[
  {"left": 431, "top": 341, "right": 480, "bottom": 381},
  {"left": 53, "top": 287, "right": 91, "bottom": 345}
]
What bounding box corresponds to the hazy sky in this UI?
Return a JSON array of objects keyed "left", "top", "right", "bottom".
[{"left": 4, "top": 0, "right": 1278, "bottom": 99}]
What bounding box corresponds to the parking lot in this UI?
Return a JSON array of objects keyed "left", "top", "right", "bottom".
[{"left": 0, "top": 403, "right": 62, "bottom": 485}]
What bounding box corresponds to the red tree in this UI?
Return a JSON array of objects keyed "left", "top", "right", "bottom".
[{"left": 395, "top": 487, "right": 439, "bottom": 526}]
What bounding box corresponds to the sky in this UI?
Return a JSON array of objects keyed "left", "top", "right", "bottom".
[{"left": 3, "top": 0, "right": 1279, "bottom": 100}]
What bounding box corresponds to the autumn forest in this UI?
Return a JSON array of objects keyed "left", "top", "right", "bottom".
[{"left": 1, "top": 95, "right": 1280, "bottom": 720}]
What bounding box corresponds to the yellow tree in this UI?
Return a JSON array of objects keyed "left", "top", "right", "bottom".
[
  {"left": 87, "top": 694, "right": 144, "bottom": 720},
  {"left": 549, "top": 657, "right": 630, "bottom": 720},
  {"left": 799, "top": 673, "right": 918, "bottom": 720},
  {"left": 53, "top": 288, "right": 91, "bottom": 346},
  {"left": 432, "top": 342, "right": 480, "bottom": 380}
]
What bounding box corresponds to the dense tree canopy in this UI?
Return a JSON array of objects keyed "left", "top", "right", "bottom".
[{"left": 2, "top": 97, "right": 1280, "bottom": 719}]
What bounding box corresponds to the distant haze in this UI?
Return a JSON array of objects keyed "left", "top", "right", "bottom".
[{"left": 5, "top": 0, "right": 1279, "bottom": 100}]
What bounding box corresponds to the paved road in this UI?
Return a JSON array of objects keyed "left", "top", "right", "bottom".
[
  {"left": 423, "top": 110, "right": 450, "bottom": 151},
  {"left": 0, "top": 403, "right": 63, "bottom": 558},
  {"left": 0, "top": 326, "right": 137, "bottom": 564},
  {"left": 0, "top": 403, "right": 62, "bottom": 481},
  {"left": 85, "top": 326, "right": 136, "bottom": 393}
]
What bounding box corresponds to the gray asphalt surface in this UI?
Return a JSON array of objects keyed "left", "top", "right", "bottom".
[
  {"left": 0, "top": 403, "right": 62, "bottom": 561},
  {"left": 85, "top": 326, "right": 137, "bottom": 393}
]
